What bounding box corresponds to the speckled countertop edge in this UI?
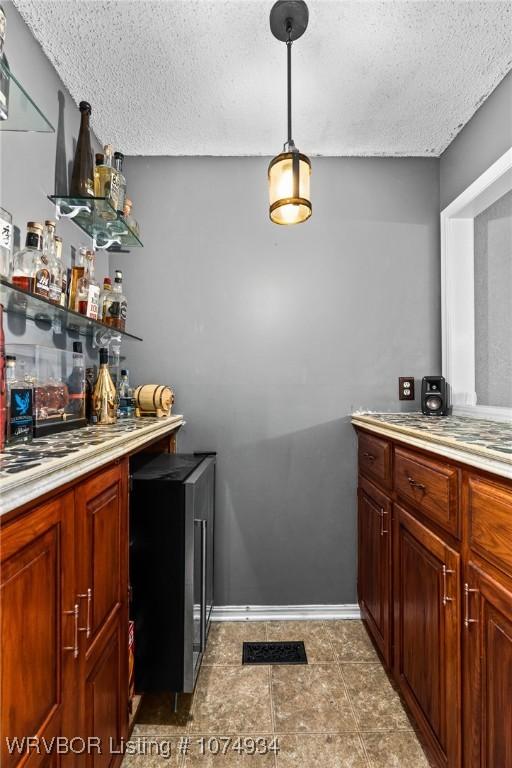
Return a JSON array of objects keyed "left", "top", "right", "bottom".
[
  {"left": 0, "top": 415, "right": 185, "bottom": 516},
  {"left": 352, "top": 412, "right": 512, "bottom": 475}
]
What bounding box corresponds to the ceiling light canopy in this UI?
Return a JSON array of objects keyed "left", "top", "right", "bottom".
[{"left": 268, "top": 0, "right": 311, "bottom": 226}]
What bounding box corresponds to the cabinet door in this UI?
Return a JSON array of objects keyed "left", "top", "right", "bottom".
[
  {"left": 0, "top": 493, "right": 76, "bottom": 768},
  {"left": 75, "top": 462, "right": 129, "bottom": 764},
  {"left": 394, "top": 503, "right": 461, "bottom": 768},
  {"left": 358, "top": 477, "right": 392, "bottom": 665},
  {"left": 463, "top": 564, "right": 512, "bottom": 768}
]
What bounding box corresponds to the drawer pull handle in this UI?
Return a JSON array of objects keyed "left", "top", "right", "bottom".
[
  {"left": 464, "top": 583, "right": 478, "bottom": 629},
  {"left": 63, "top": 604, "right": 79, "bottom": 659},
  {"left": 380, "top": 508, "right": 389, "bottom": 536},
  {"left": 363, "top": 452, "right": 376, "bottom": 462},
  {"left": 407, "top": 476, "right": 426, "bottom": 491},
  {"left": 78, "top": 588, "right": 92, "bottom": 638},
  {"left": 442, "top": 565, "right": 455, "bottom": 606}
]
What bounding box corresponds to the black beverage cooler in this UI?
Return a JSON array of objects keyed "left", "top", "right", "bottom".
[{"left": 130, "top": 453, "right": 215, "bottom": 693}]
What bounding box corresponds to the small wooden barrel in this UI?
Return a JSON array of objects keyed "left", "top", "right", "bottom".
[{"left": 134, "top": 385, "right": 174, "bottom": 418}]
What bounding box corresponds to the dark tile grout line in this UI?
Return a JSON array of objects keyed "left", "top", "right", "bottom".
[{"left": 132, "top": 620, "right": 429, "bottom": 766}]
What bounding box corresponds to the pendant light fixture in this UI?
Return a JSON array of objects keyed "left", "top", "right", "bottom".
[{"left": 268, "top": 0, "right": 311, "bottom": 225}]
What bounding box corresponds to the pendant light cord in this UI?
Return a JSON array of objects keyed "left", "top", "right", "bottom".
[{"left": 286, "top": 21, "right": 293, "bottom": 147}]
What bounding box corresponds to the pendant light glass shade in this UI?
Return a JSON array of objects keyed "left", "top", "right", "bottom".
[{"left": 268, "top": 151, "right": 311, "bottom": 225}]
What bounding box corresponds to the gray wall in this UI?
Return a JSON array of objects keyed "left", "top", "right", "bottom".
[
  {"left": 0, "top": 1, "right": 105, "bottom": 356},
  {"left": 114, "top": 156, "right": 440, "bottom": 606},
  {"left": 474, "top": 190, "right": 512, "bottom": 408},
  {"left": 440, "top": 70, "right": 512, "bottom": 210}
]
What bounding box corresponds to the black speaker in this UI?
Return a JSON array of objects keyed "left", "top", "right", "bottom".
[{"left": 421, "top": 376, "right": 448, "bottom": 416}]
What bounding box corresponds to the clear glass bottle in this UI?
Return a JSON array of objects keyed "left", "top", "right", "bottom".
[
  {"left": 122, "top": 198, "right": 139, "bottom": 236},
  {"left": 113, "top": 152, "right": 126, "bottom": 214},
  {"left": 5, "top": 354, "right": 33, "bottom": 444},
  {"left": 103, "top": 269, "right": 127, "bottom": 331},
  {"left": 32, "top": 222, "right": 51, "bottom": 299},
  {"left": 93, "top": 348, "right": 117, "bottom": 425},
  {"left": 66, "top": 341, "right": 86, "bottom": 418},
  {"left": 0, "top": 205, "right": 13, "bottom": 277},
  {"left": 70, "top": 101, "right": 94, "bottom": 198},
  {"left": 76, "top": 250, "right": 100, "bottom": 319},
  {"left": 44, "top": 220, "right": 62, "bottom": 305},
  {"left": 94, "top": 152, "right": 104, "bottom": 196},
  {"left": 55, "top": 236, "right": 67, "bottom": 307},
  {"left": 95, "top": 144, "right": 119, "bottom": 219},
  {"left": 10, "top": 222, "right": 42, "bottom": 292},
  {"left": 98, "top": 276, "right": 112, "bottom": 321}
]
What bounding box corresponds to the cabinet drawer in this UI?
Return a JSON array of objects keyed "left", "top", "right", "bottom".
[
  {"left": 468, "top": 475, "right": 512, "bottom": 579},
  {"left": 358, "top": 432, "right": 392, "bottom": 489},
  {"left": 394, "top": 447, "right": 459, "bottom": 537}
]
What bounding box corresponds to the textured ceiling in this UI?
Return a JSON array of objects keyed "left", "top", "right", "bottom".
[{"left": 14, "top": 0, "right": 512, "bottom": 157}]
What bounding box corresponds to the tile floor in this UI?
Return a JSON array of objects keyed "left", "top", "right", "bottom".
[{"left": 125, "top": 620, "right": 431, "bottom": 767}]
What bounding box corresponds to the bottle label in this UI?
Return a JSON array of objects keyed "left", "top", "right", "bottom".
[
  {"left": 109, "top": 172, "right": 120, "bottom": 211},
  {"left": 86, "top": 284, "right": 100, "bottom": 319},
  {"left": 107, "top": 300, "right": 120, "bottom": 319},
  {"left": 34, "top": 268, "right": 50, "bottom": 297},
  {"left": 0, "top": 215, "right": 12, "bottom": 252},
  {"left": 9, "top": 387, "right": 33, "bottom": 442},
  {"left": 120, "top": 299, "right": 127, "bottom": 321},
  {"left": 49, "top": 280, "right": 62, "bottom": 303}
]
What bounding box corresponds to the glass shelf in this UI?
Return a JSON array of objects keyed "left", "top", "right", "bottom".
[
  {"left": 0, "top": 59, "right": 54, "bottom": 132},
  {"left": 0, "top": 278, "right": 142, "bottom": 342},
  {"left": 48, "top": 196, "right": 143, "bottom": 250}
]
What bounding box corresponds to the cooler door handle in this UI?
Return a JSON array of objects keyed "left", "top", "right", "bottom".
[{"left": 200, "top": 519, "right": 208, "bottom": 652}]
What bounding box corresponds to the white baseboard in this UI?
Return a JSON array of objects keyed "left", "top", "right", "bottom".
[{"left": 211, "top": 604, "right": 361, "bottom": 622}]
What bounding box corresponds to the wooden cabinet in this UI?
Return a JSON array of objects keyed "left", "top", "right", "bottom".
[
  {"left": 0, "top": 461, "right": 129, "bottom": 768},
  {"left": 394, "top": 503, "right": 461, "bottom": 768},
  {"left": 463, "top": 564, "right": 512, "bottom": 768},
  {"left": 76, "top": 463, "right": 129, "bottom": 767},
  {"left": 0, "top": 493, "right": 76, "bottom": 768},
  {"left": 357, "top": 475, "right": 392, "bottom": 665},
  {"left": 356, "top": 428, "right": 512, "bottom": 768}
]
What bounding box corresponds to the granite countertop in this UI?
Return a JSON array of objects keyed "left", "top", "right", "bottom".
[
  {"left": 0, "top": 415, "right": 184, "bottom": 517},
  {"left": 352, "top": 411, "right": 512, "bottom": 479}
]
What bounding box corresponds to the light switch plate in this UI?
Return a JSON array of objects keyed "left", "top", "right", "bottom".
[{"left": 399, "top": 377, "right": 415, "bottom": 401}]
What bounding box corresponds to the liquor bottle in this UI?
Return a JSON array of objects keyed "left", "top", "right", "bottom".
[
  {"left": 85, "top": 366, "right": 97, "bottom": 423},
  {"left": 123, "top": 198, "right": 140, "bottom": 236},
  {"left": 66, "top": 341, "right": 85, "bottom": 418},
  {"left": 92, "top": 348, "right": 117, "bottom": 425},
  {"left": 70, "top": 101, "right": 94, "bottom": 198},
  {"left": 10, "top": 222, "right": 42, "bottom": 292},
  {"left": 98, "top": 276, "right": 112, "bottom": 321},
  {"left": 32, "top": 224, "right": 51, "bottom": 299},
  {"left": 113, "top": 152, "right": 126, "bottom": 214},
  {"left": 0, "top": 206, "right": 12, "bottom": 277},
  {"left": 76, "top": 250, "right": 100, "bottom": 319},
  {"left": 0, "top": 6, "right": 9, "bottom": 122},
  {"left": 94, "top": 152, "right": 104, "bottom": 196},
  {"left": 118, "top": 368, "right": 134, "bottom": 418},
  {"left": 0, "top": 303, "right": 5, "bottom": 451},
  {"left": 103, "top": 269, "right": 127, "bottom": 331},
  {"left": 55, "top": 236, "right": 67, "bottom": 307},
  {"left": 95, "top": 144, "right": 119, "bottom": 218},
  {"left": 68, "top": 247, "right": 86, "bottom": 311},
  {"left": 44, "top": 220, "right": 62, "bottom": 305},
  {"left": 5, "top": 354, "right": 33, "bottom": 443}
]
